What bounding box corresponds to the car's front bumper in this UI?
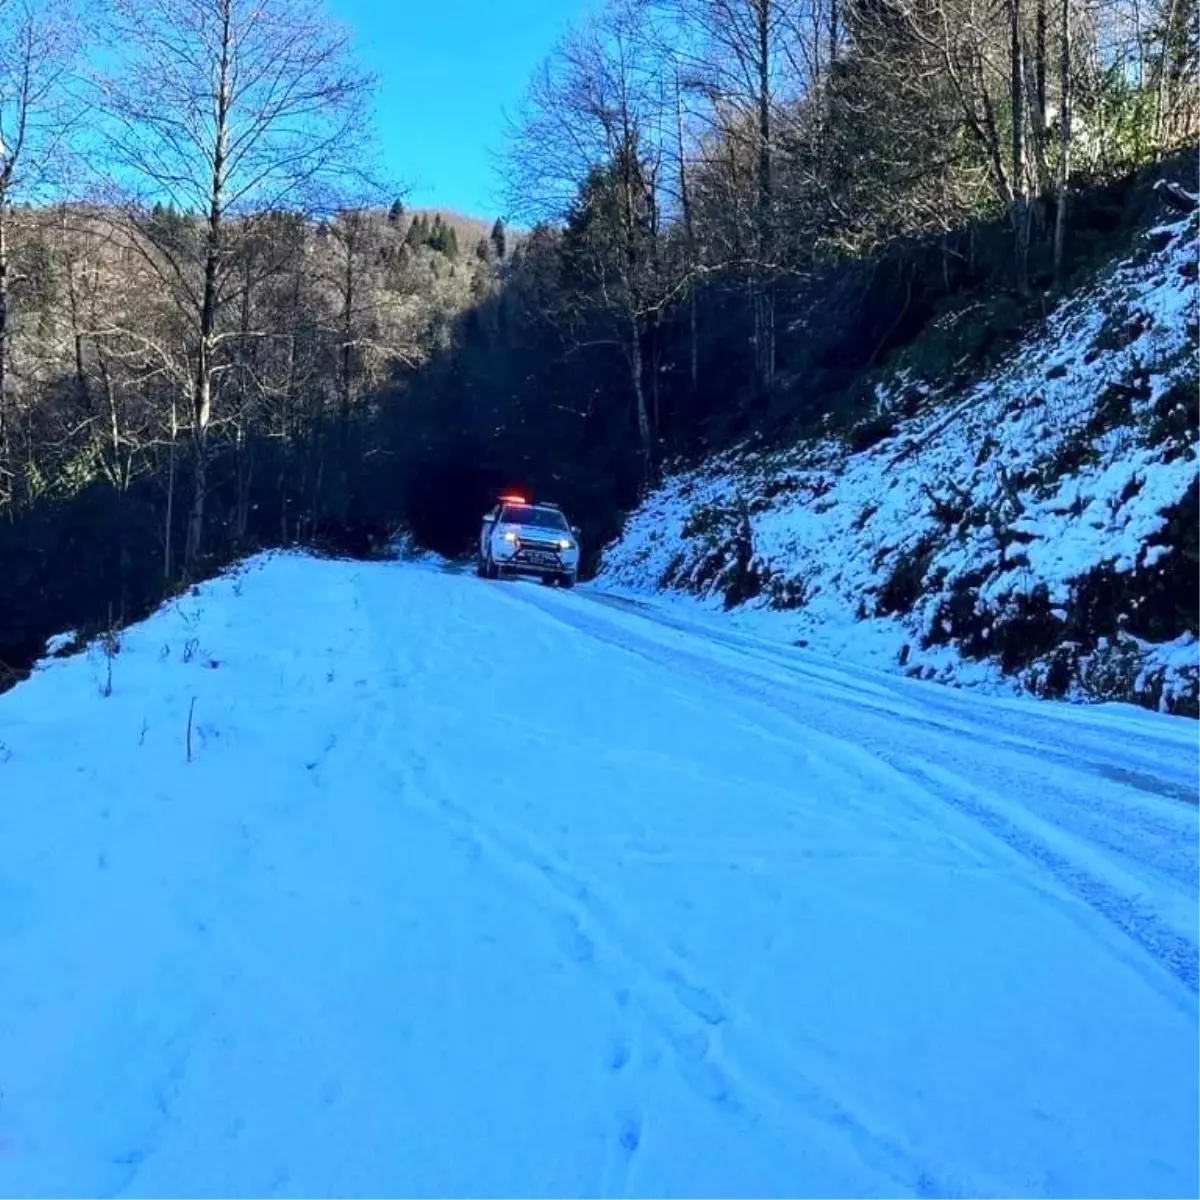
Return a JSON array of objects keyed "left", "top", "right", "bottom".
[{"left": 496, "top": 546, "right": 577, "bottom": 576}]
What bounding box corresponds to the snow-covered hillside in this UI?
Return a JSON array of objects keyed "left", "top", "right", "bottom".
[
  {"left": 1, "top": 552, "right": 1197, "bottom": 1197},
  {"left": 600, "top": 211, "right": 1199, "bottom": 714}
]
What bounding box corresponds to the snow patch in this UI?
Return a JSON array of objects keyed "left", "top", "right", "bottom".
[{"left": 600, "top": 213, "right": 1199, "bottom": 712}]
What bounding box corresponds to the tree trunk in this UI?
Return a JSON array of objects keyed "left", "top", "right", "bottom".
[
  {"left": 1053, "top": 0, "right": 1072, "bottom": 278},
  {"left": 164, "top": 392, "right": 177, "bottom": 581},
  {"left": 615, "top": 124, "right": 652, "bottom": 471},
  {"left": 102, "top": 353, "right": 119, "bottom": 474},
  {"left": 1035, "top": 0, "right": 1047, "bottom": 123},
  {"left": 0, "top": 190, "right": 9, "bottom": 464},
  {"left": 235, "top": 422, "right": 250, "bottom": 543},
  {"left": 689, "top": 286, "right": 698, "bottom": 398},
  {"left": 674, "top": 70, "right": 698, "bottom": 401},
  {"left": 1010, "top": 0, "right": 1030, "bottom": 293},
  {"left": 1153, "top": 0, "right": 1180, "bottom": 142},
  {"left": 102, "top": 369, "right": 131, "bottom": 615},
  {"left": 280, "top": 263, "right": 301, "bottom": 542},
  {"left": 1022, "top": 34, "right": 1053, "bottom": 202},
  {"left": 185, "top": 0, "right": 232, "bottom": 567},
  {"left": 754, "top": 283, "right": 776, "bottom": 400},
  {"left": 234, "top": 255, "right": 253, "bottom": 547},
  {"left": 338, "top": 225, "right": 355, "bottom": 521},
  {"left": 628, "top": 309, "right": 652, "bottom": 478},
  {"left": 186, "top": 372, "right": 212, "bottom": 568},
  {"left": 755, "top": 0, "right": 776, "bottom": 399},
  {"left": 62, "top": 213, "right": 92, "bottom": 415},
  {"left": 650, "top": 310, "right": 662, "bottom": 435}
]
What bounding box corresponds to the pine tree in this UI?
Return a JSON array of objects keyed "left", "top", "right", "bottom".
[
  {"left": 490, "top": 217, "right": 507, "bottom": 260},
  {"left": 405, "top": 213, "right": 425, "bottom": 249},
  {"left": 428, "top": 213, "right": 446, "bottom": 253},
  {"left": 388, "top": 198, "right": 405, "bottom": 224},
  {"left": 444, "top": 225, "right": 458, "bottom": 259}
]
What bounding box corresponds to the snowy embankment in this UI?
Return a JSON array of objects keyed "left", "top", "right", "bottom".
[
  {"left": 1, "top": 551, "right": 1197, "bottom": 1197},
  {"left": 599, "top": 211, "right": 1199, "bottom": 713}
]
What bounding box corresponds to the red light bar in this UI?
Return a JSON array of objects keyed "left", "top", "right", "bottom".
[{"left": 498, "top": 493, "right": 527, "bottom": 504}]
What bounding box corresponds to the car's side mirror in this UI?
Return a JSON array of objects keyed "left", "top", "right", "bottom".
[{"left": 571, "top": 526, "right": 581, "bottom": 539}]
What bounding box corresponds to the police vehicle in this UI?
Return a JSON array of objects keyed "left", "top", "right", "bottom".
[{"left": 478, "top": 494, "right": 581, "bottom": 587}]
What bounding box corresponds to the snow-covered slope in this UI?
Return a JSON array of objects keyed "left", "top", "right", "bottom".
[
  {"left": 1, "top": 552, "right": 1197, "bottom": 1197},
  {"left": 600, "top": 212, "right": 1199, "bottom": 713}
]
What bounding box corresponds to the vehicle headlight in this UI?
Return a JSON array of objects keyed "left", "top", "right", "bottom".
[
  {"left": 503, "top": 532, "right": 520, "bottom": 544},
  {"left": 558, "top": 539, "right": 575, "bottom": 551}
]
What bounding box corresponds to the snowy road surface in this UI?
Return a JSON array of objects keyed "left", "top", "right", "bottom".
[{"left": 0, "top": 552, "right": 1197, "bottom": 1198}]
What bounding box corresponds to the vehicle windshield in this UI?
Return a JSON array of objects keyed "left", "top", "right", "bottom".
[{"left": 501, "top": 505, "right": 569, "bottom": 531}]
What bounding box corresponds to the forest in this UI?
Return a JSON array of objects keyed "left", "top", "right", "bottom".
[{"left": 0, "top": 0, "right": 1196, "bottom": 684}]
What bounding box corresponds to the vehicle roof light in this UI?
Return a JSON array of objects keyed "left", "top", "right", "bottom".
[{"left": 498, "top": 493, "right": 527, "bottom": 504}]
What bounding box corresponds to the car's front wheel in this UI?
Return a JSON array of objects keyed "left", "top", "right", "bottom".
[{"left": 559, "top": 572, "right": 577, "bottom": 589}]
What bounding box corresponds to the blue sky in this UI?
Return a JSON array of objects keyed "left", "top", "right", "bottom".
[{"left": 327, "top": 0, "right": 599, "bottom": 220}]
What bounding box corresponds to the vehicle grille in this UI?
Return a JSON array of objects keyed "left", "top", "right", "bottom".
[{"left": 514, "top": 539, "right": 562, "bottom": 566}]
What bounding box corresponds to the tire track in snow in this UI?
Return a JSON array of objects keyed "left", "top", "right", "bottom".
[
  {"left": 357, "top": 566, "right": 1195, "bottom": 1195},
  {"left": 578, "top": 588, "right": 1199, "bottom": 807},
  {"left": 367, "top": 728, "right": 977, "bottom": 1200},
  {"left": 884, "top": 751, "right": 1200, "bottom": 1000},
  {"left": 509, "top": 585, "right": 1199, "bottom": 1000}
]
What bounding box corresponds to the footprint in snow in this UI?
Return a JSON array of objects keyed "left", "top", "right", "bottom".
[
  {"left": 608, "top": 1037, "right": 631, "bottom": 1072},
  {"left": 685, "top": 1059, "right": 740, "bottom": 1113},
  {"left": 453, "top": 832, "right": 482, "bottom": 861},
  {"left": 556, "top": 914, "right": 595, "bottom": 964},
  {"left": 618, "top": 1112, "right": 642, "bottom": 1153},
  {"left": 665, "top": 970, "right": 726, "bottom": 1025},
  {"left": 670, "top": 1026, "right": 710, "bottom": 1063}
]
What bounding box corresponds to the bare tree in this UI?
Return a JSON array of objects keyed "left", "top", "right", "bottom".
[
  {"left": 848, "top": 0, "right": 1043, "bottom": 285},
  {"left": 1053, "top": 0, "right": 1072, "bottom": 277},
  {"left": 96, "top": 0, "right": 377, "bottom": 565},
  {"left": 317, "top": 206, "right": 422, "bottom": 516},
  {"left": 672, "top": 64, "right": 699, "bottom": 397},
  {"left": 1010, "top": 0, "right": 1030, "bottom": 291},
  {"left": 0, "top": 0, "right": 78, "bottom": 491},
  {"left": 506, "top": 1, "right": 675, "bottom": 476},
  {"left": 676, "top": 0, "right": 800, "bottom": 399}
]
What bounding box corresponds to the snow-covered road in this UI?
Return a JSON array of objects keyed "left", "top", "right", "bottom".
[{"left": 1, "top": 553, "right": 1196, "bottom": 1198}]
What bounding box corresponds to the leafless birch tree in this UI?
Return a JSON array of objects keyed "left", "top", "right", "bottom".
[
  {"left": 0, "top": 0, "right": 79, "bottom": 495},
  {"left": 506, "top": 1, "right": 675, "bottom": 476},
  {"left": 96, "top": 0, "right": 377, "bottom": 565}
]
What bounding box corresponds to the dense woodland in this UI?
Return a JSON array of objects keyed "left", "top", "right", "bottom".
[{"left": 0, "top": 0, "right": 1196, "bottom": 682}]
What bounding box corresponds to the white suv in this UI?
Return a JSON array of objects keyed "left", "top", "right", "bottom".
[{"left": 478, "top": 495, "right": 581, "bottom": 587}]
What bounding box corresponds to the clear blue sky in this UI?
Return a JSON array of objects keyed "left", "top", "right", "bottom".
[{"left": 327, "top": 0, "right": 599, "bottom": 220}]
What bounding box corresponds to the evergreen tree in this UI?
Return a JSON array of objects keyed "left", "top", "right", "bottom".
[
  {"left": 388, "top": 198, "right": 405, "bottom": 224},
  {"left": 444, "top": 225, "right": 459, "bottom": 259},
  {"left": 490, "top": 217, "right": 507, "bottom": 260},
  {"left": 428, "top": 213, "right": 447, "bottom": 253},
  {"left": 404, "top": 213, "right": 426, "bottom": 249}
]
